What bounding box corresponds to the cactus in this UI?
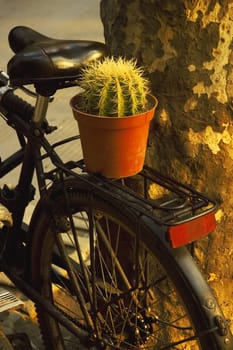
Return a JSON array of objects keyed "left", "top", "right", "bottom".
[{"left": 78, "top": 57, "right": 151, "bottom": 117}]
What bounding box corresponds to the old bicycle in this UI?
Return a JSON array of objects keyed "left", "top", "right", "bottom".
[{"left": 0, "top": 25, "right": 232, "bottom": 349}]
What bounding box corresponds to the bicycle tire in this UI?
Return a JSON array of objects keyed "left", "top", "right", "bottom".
[
  {"left": 0, "top": 328, "right": 14, "bottom": 350},
  {"left": 28, "top": 176, "right": 232, "bottom": 349}
]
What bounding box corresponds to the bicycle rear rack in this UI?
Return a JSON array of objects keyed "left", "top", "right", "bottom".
[
  {"left": 52, "top": 159, "right": 217, "bottom": 248},
  {"left": 41, "top": 135, "right": 217, "bottom": 224},
  {"left": 61, "top": 160, "right": 216, "bottom": 223},
  {"left": 41, "top": 133, "right": 217, "bottom": 248}
]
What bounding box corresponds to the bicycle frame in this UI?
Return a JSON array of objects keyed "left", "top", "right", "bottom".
[
  {"left": 0, "top": 86, "right": 69, "bottom": 254},
  {"left": 0, "top": 84, "right": 95, "bottom": 338}
]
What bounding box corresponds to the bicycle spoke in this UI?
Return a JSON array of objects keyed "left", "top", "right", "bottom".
[{"left": 54, "top": 231, "right": 94, "bottom": 330}]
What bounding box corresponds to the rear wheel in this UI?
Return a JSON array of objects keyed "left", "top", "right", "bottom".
[{"left": 29, "top": 178, "right": 227, "bottom": 349}]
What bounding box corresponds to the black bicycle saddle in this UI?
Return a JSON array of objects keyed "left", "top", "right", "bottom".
[{"left": 7, "top": 26, "right": 107, "bottom": 94}]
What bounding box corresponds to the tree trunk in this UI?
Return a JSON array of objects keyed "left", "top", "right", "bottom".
[{"left": 100, "top": 0, "right": 233, "bottom": 325}]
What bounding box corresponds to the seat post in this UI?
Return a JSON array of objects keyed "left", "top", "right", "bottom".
[{"left": 32, "top": 94, "right": 50, "bottom": 124}]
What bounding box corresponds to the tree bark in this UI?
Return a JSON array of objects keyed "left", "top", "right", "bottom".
[{"left": 100, "top": 0, "right": 233, "bottom": 324}]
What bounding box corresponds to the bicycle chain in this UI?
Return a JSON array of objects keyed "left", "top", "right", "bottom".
[
  {"left": 54, "top": 303, "right": 89, "bottom": 332},
  {"left": 54, "top": 304, "right": 116, "bottom": 349}
]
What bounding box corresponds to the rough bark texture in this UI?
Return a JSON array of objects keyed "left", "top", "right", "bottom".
[{"left": 100, "top": 0, "right": 233, "bottom": 326}]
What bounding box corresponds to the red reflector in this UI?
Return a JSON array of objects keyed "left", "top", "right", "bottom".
[{"left": 168, "top": 212, "right": 216, "bottom": 248}]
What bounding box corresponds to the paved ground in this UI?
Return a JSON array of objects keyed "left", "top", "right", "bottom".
[{"left": 0, "top": 1, "right": 104, "bottom": 348}]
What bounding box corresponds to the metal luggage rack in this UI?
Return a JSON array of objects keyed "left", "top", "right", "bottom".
[
  {"left": 57, "top": 159, "right": 217, "bottom": 227},
  {"left": 41, "top": 135, "right": 217, "bottom": 227}
]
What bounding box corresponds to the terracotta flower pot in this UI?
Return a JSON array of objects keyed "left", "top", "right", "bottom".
[{"left": 70, "top": 94, "right": 158, "bottom": 179}]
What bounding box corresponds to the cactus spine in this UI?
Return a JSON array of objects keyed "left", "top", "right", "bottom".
[{"left": 79, "top": 57, "right": 150, "bottom": 117}]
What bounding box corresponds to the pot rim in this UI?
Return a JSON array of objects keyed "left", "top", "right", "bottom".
[{"left": 70, "top": 93, "right": 158, "bottom": 120}]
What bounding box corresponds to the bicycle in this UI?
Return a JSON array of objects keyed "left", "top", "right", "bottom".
[{"left": 0, "top": 25, "right": 232, "bottom": 349}]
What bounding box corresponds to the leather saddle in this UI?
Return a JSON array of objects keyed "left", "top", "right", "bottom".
[{"left": 7, "top": 26, "right": 107, "bottom": 95}]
